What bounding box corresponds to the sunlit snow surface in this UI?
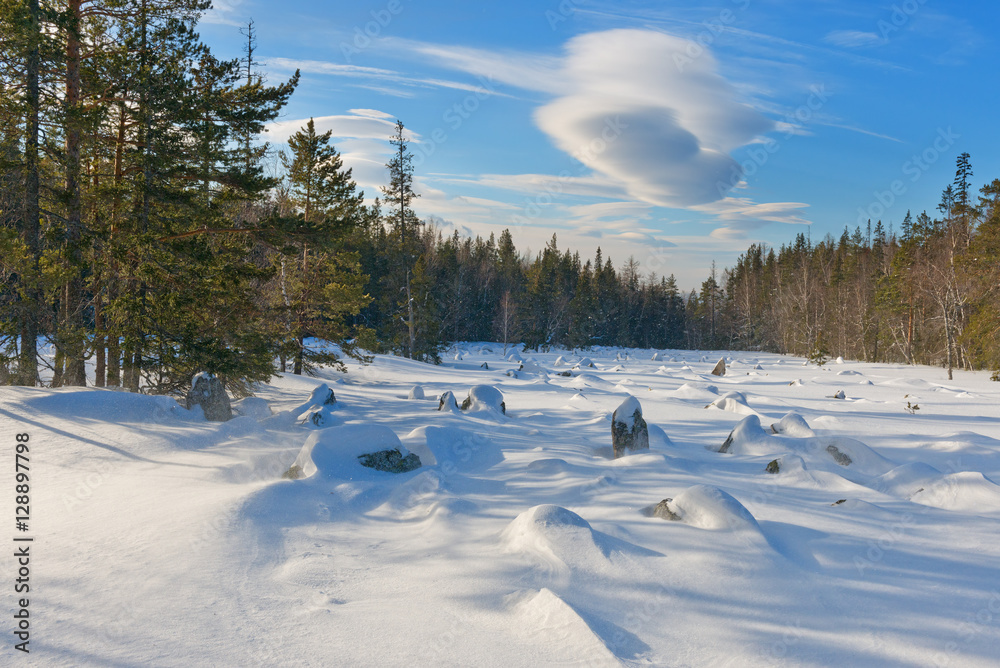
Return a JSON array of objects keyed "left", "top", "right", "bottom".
[{"left": 3, "top": 345, "right": 1000, "bottom": 667}]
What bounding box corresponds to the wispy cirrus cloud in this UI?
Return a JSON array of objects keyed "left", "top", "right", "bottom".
[{"left": 823, "top": 30, "right": 885, "bottom": 49}]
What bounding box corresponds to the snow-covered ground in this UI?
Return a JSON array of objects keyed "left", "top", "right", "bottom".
[{"left": 3, "top": 346, "right": 1000, "bottom": 667}]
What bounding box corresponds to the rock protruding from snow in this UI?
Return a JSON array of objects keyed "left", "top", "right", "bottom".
[
  {"left": 438, "top": 391, "right": 460, "bottom": 412},
  {"left": 287, "top": 424, "right": 419, "bottom": 480},
  {"left": 706, "top": 391, "right": 758, "bottom": 416},
  {"left": 611, "top": 396, "right": 649, "bottom": 458},
  {"left": 720, "top": 415, "right": 770, "bottom": 453},
  {"left": 460, "top": 385, "right": 506, "bottom": 414},
  {"left": 408, "top": 385, "right": 425, "bottom": 400},
  {"left": 655, "top": 485, "right": 759, "bottom": 531},
  {"left": 575, "top": 357, "right": 595, "bottom": 369},
  {"left": 186, "top": 373, "right": 232, "bottom": 422},
  {"left": 651, "top": 352, "right": 661, "bottom": 361},
  {"left": 770, "top": 412, "right": 815, "bottom": 437},
  {"left": 357, "top": 448, "right": 421, "bottom": 474},
  {"left": 309, "top": 383, "right": 337, "bottom": 407},
  {"left": 710, "top": 358, "right": 727, "bottom": 376}
]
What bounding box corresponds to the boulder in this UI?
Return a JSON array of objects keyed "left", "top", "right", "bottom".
[
  {"left": 358, "top": 448, "right": 421, "bottom": 474},
  {"left": 438, "top": 391, "right": 460, "bottom": 412},
  {"left": 766, "top": 459, "right": 781, "bottom": 474},
  {"left": 710, "top": 358, "right": 727, "bottom": 376},
  {"left": 186, "top": 373, "right": 232, "bottom": 422},
  {"left": 652, "top": 498, "right": 680, "bottom": 521},
  {"left": 611, "top": 396, "right": 649, "bottom": 458},
  {"left": 461, "top": 385, "right": 506, "bottom": 414}
]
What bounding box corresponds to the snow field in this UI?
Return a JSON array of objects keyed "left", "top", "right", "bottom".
[{"left": 2, "top": 345, "right": 1000, "bottom": 666}]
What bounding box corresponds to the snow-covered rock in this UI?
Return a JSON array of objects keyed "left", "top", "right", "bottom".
[
  {"left": 611, "top": 396, "right": 649, "bottom": 458},
  {"left": 186, "top": 373, "right": 232, "bottom": 422},
  {"left": 461, "top": 385, "right": 506, "bottom": 414},
  {"left": 653, "top": 485, "right": 759, "bottom": 531},
  {"left": 408, "top": 385, "right": 426, "bottom": 400}
]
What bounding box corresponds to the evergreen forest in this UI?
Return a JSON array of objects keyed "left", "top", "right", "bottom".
[{"left": 2, "top": 2, "right": 998, "bottom": 394}]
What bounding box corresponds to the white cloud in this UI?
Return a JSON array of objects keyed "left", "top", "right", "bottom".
[
  {"left": 265, "top": 114, "right": 414, "bottom": 145},
  {"left": 534, "top": 30, "right": 774, "bottom": 208},
  {"left": 695, "top": 197, "right": 811, "bottom": 239},
  {"left": 823, "top": 30, "right": 884, "bottom": 49}
]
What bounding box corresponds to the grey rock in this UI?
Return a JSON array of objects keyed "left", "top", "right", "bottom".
[
  {"left": 186, "top": 373, "right": 232, "bottom": 422},
  {"left": 357, "top": 448, "right": 421, "bottom": 474},
  {"left": 710, "top": 358, "right": 727, "bottom": 376},
  {"left": 612, "top": 396, "right": 649, "bottom": 458},
  {"left": 438, "top": 391, "right": 459, "bottom": 411},
  {"left": 652, "top": 498, "right": 681, "bottom": 521}
]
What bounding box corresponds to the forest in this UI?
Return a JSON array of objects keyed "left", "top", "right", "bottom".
[{"left": 2, "top": 1, "right": 998, "bottom": 393}]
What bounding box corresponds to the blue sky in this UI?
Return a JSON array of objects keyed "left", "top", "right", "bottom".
[{"left": 199, "top": 0, "right": 998, "bottom": 289}]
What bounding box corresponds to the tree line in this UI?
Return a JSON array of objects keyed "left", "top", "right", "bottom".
[
  {"left": 721, "top": 153, "right": 1000, "bottom": 380},
  {"left": 2, "top": 2, "right": 997, "bottom": 393}
]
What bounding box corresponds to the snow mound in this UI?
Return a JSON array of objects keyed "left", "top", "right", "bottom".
[
  {"left": 513, "top": 589, "right": 623, "bottom": 667},
  {"left": 23, "top": 389, "right": 188, "bottom": 423},
  {"left": 462, "top": 385, "right": 506, "bottom": 414},
  {"left": 910, "top": 472, "right": 1000, "bottom": 513},
  {"left": 233, "top": 396, "right": 271, "bottom": 420},
  {"left": 502, "top": 505, "right": 659, "bottom": 574},
  {"left": 671, "top": 382, "right": 719, "bottom": 401},
  {"left": 872, "top": 462, "right": 942, "bottom": 498},
  {"left": 407, "top": 385, "right": 425, "bottom": 400},
  {"left": 401, "top": 425, "right": 503, "bottom": 472},
  {"left": 575, "top": 357, "right": 595, "bottom": 369},
  {"left": 566, "top": 373, "right": 614, "bottom": 391},
  {"left": 648, "top": 423, "right": 673, "bottom": 448},
  {"left": 721, "top": 415, "right": 895, "bottom": 477},
  {"left": 553, "top": 356, "right": 567, "bottom": 367},
  {"left": 837, "top": 370, "right": 862, "bottom": 376},
  {"left": 507, "top": 351, "right": 524, "bottom": 363},
  {"left": 288, "top": 424, "right": 416, "bottom": 481},
  {"left": 707, "top": 391, "right": 759, "bottom": 416},
  {"left": 770, "top": 412, "right": 815, "bottom": 437},
  {"left": 660, "top": 485, "right": 759, "bottom": 531}
]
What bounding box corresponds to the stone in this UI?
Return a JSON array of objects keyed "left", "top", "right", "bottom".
[
  {"left": 652, "top": 498, "right": 680, "bottom": 521},
  {"left": 710, "top": 358, "right": 727, "bottom": 376},
  {"left": 611, "top": 396, "right": 649, "bottom": 458},
  {"left": 766, "top": 459, "right": 781, "bottom": 474},
  {"left": 438, "top": 391, "right": 459, "bottom": 411},
  {"left": 461, "top": 385, "right": 506, "bottom": 414},
  {"left": 826, "top": 445, "right": 852, "bottom": 466},
  {"left": 186, "top": 373, "right": 232, "bottom": 422},
  {"left": 357, "top": 448, "right": 421, "bottom": 474}
]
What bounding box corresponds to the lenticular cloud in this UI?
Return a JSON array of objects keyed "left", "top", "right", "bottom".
[{"left": 534, "top": 29, "right": 773, "bottom": 207}]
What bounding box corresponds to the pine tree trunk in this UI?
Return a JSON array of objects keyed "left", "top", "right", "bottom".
[
  {"left": 94, "top": 290, "right": 105, "bottom": 386},
  {"left": 406, "top": 269, "right": 415, "bottom": 359},
  {"left": 62, "top": 0, "right": 87, "bottom": 386},
  {"left": 17, "top": 0, "right": 42, "bottom": 386}
]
